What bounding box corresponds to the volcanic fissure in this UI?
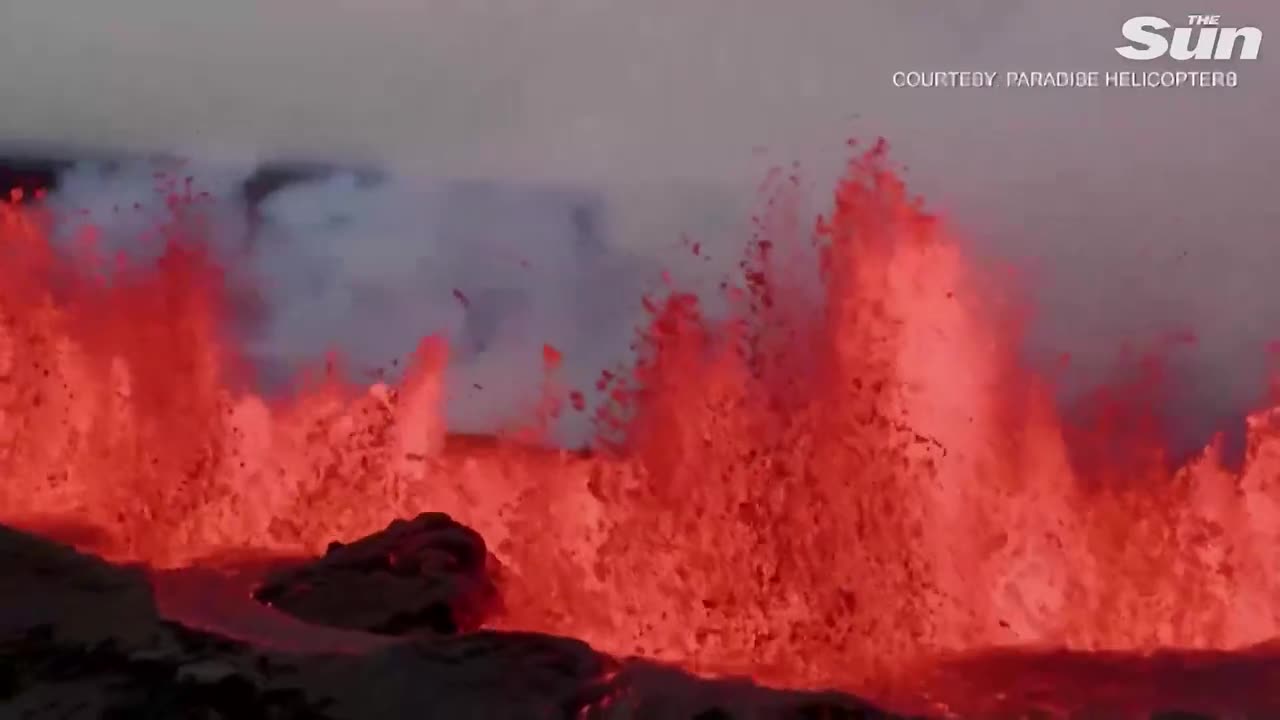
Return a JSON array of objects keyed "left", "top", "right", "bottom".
[{"left": 3, "top": 141, "right": 1279, "bottom": 715}]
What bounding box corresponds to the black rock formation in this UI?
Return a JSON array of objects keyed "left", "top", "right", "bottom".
[
  {"left": 1, "top": 521, "right": 906, "bottom": 719},
  {"left": 252, "top": 513, "right": 502, "bottom": 636}
]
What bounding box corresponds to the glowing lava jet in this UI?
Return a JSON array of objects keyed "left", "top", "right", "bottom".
[{"left": 3, "top": 141, "right": 1280, "bottom": 707}]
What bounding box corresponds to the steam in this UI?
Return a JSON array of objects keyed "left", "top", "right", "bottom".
[
  {"left": 32, "top": 156, "right": 666, "bottom": 446},
  {"left": 250, "top": 171, "right": 667, "bottom": 443}
]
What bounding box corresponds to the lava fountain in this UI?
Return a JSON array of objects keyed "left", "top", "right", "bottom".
[{"left": 2, "top": 143, "right": 1280, "bottom": 705}]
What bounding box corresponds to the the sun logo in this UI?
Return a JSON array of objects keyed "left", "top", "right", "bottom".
[{"left": 1116, "top": 15, "right": 1262, "bottom": 61}]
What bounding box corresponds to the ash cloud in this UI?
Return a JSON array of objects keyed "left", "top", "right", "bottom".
[
  {"left": 245, "top": 170, "right": 661, "bottom": 442},
  {"left": 1, "top": 1, "right": 1279, "bottom": 455},
  {"left": 5, "top": 150, "right": 663, "bottom": 446}
]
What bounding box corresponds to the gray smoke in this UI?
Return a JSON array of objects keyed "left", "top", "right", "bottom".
[{"left": 23, "top": 155, "right": 670, "bottom": 446}]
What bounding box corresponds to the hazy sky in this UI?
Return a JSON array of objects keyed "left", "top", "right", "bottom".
[
  {"left": 1, "top": 0, "right": 1277, "bottom": 448},
  {"left": 0, "top": 2, "right": 1271, "bottom": 179}
]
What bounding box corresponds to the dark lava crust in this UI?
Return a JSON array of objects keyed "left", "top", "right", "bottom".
[{"left": 0, "top": 520, "right": 901, "bottom": 719}]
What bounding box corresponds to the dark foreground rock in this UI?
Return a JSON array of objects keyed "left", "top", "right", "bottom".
[
  {"left": 907, "top": 643, "right": 1280, "bottom": 719},
  {"left": 252, "top": 513, "right": 501, "bottom": 636},
  {"left": 13, "top": 517, "right": 1271, "bottom": 719},
  {"left": 0, "top": 523, "right": 331, "bottom": 718},
  {"left": 0, "top": 522, "right": 902, "bottom": 719}
]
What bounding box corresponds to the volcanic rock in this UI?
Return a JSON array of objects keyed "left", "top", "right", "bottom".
[
  {"left": 0, "top": 521, "right": 616, "bottom": 718},
  {"left": 0, "top": 522, "right": 177, "bottom": 654},
  {"left": 251, "top": 513, "right": 501, "bottom": 636},
  {"left": 7, "top": 518, "right": 1276, "bottom": 718},
  {"left": 0, "top": 523, "right": 330, "bottom": 718},
  {"left": 0, "top": 520, "right": 886, "bottom": 718}
]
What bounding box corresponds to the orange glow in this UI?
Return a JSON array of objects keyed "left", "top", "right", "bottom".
[{"left": 3, "top": 143, "right": 1278, "bottom": 704}]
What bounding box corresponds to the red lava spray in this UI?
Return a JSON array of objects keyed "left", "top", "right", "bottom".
[{"left": 2, "top": 143, "right": 1279, "bottom": 704}]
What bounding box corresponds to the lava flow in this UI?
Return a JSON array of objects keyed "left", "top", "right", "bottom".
[{"left": 3, "top": 143, "right": 1280, "bottom": 706}]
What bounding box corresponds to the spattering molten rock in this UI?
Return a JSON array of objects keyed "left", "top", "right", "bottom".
[{"left": 2, "top": 143, "right": 1280, "bottom": 704}]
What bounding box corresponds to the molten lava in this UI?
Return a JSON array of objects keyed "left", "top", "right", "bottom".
[{"left": 3, "top": 144, "right": 1280, "bottom": 705}]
